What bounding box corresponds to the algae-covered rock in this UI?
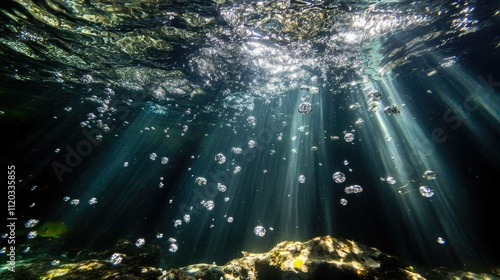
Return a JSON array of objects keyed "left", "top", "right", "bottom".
[{"left": 3, "top": 236, "right": 499, "bottom": 280}]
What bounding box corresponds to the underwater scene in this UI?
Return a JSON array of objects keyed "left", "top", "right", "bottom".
[{"left": 1, "top": 0, "right": 500, "bottom": 279}]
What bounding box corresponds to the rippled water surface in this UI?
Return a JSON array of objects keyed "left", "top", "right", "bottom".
[{"left": 1, "top": 0, "right": 499, "bottom": 274}]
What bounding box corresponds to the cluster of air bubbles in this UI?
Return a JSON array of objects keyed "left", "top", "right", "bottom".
[
  {"left": 174, "top": 220, "right": 182, "bottom": 227},
  {"left": 233, "top": 166, "right": 241, "bottom": 174},
  {"left": 76, "top": 121, "right": 90, "bottom": 127},
  {"left": 332, "top": 172, "right": 346, "bottom": 183},
  {"left": 386, "top": 177, "right": 397, "bottom": 185},
  {"left": 367, "top": 90, "right": 383, "bottom": 112},
  {"left": 385, "top": 134, "right": 393, "bottom": 142},
  {"left": 355, "top": 118, "right": 364, "bottom": 126},
  {"left": 63, "top": 196, "right": 70, "bottom": 202},
  {"left": 88, "top": 197, "right": 98, "bottom": 205},
  {"left": 349, "top": 103, "right": 361, "bottom": 110},
  {"left": 70, "top": 199, "right": 80, "bottom": 206},
  {"left": 345, "top": 185, "right": 363, "bottom": 194},
  {"left": 182, "top": 125, "right": 188, "bottom": 133},
  {"left": 195, "top": 177, "right": 207, "bottom": 186},
  {"left": 247, "top": 116, "right": 256, "bottom": 126},
  {"left": 25, "top": 219, "right": 39, "bottom": 228},
  {"left": 104, "top": 87, "right": 115, "bottom": 96},
  {"left": 64, "top": 106, "right": 72, "bottom": 112},
  {"left": 51, "top": 260, "right": 61, "bottom": 266},
  {"left": 123, "top": 162, "right": 129, "bottom": 167},
  {"left": 169, "top": 243, "right": 179, "bottom": 253},
  {"left": 27, "top": 231, "right": 37, "bottom": 239},
  {"left": 340, "top": 198, "right": 348, "bottom": 206},
  {"left": 135, "top": 238, "right": 145, "bottom": 248},
  {"left": 368, "top": 90, "right": 383, "bottom": 101},
  {"left": 298, "top": 175, "right": 306, "bottom": 184},
  {"left": 344, "top": 132, "right": 355, "bottom": 143},
  {"left": 344, "top": 160, "right": 349, "bottom": 165},
  {"left": 204, "top": 200, "right": 215, "bottom": 211},
  {"left": 248, "top": 140, "right": 256, "bottom": 148},
  {"left": 161, "top": 157, "right": 169, "bottom": 164},
  {"left": 150, "top": 153, "right": 157, "bottom": 161},
  {"left": 254, "top": 226, "right": 266, "bottom": 237},
  {"left": 231, "top": 147, "right": 242, "bottom": 154},
  {"left": 437, "top": 237, "right": 446, "bottom": 244},
  {"left": 156, "top": 233, "right": 163, "bottom": 239},
  {"left": 298, "top": 125, "right": 308, "bottom": 133},
  {"left": 183, "top": 214, "right": 191, "bottom": 223},
  {"left": 215, "top": 153, "right": 226, "bottom": 164},
  {"left": 168, "top": 238, "right": 178, "bottom": 253},
  {"left": 87, "top": 113, "right": 97, "bottom": 120},
  {"left": 383, "top": 105, "right": 401, "bottom": 115},
  {"left": 301, "top": 95, "right": 310, "bottom": 102},
  {"left": 422, "top": 170, "right": 437, "bottom": 180},
  {"left": 110, "top": 253, "right": 124, "bottom": 265},
  {"left": 81, "top": 74, "right": 93, "bottom": 84},
  {"left": 298, "top": 101, "right": 312, "bottom": 115},
  {"left": 419, "top": 186, "right": 434, "bottom": 197},
  {"left": 217, "top": 183, "right": 227, "bottom": 192}
]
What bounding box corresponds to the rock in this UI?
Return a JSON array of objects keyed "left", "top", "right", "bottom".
[
  {"left": 2, "top": 236, "right": 498, "bottom": 280},
  {"left": 161, "top": 236, "right": 424, "bottom": 280}
]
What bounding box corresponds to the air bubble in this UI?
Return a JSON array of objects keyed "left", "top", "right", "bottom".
[
  {"left": 419, "top": 186, "right": 434, "bottom": 197},
  {"left": 332, "top": 172, "right": 346, "bottom": 183},
  {"left": 254, "top": 226, "right": 266, "bottom": 237},
  {"left": 344, "top": 133, "right": 355, "bottom": 142},
  {"left": 298, "top": 102, "right": 312, "bottom": 115}
]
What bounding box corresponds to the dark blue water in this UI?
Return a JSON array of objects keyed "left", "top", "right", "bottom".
[{"left": 1, "top": 0, "right": 499, "bottom": 275}]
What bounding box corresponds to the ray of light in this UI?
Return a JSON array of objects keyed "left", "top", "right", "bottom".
[
  {"left": 427, "top": 60, "right": 500, "bottom": 162},
  {"left": 353, "top": 72, "right": 484, "bottom": 267},
  {"left": 157, "top": 85, "right": 338, "bottom": 266},
  {"left": 39, "top": 106, "right": 193, "bottom": 247}
]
